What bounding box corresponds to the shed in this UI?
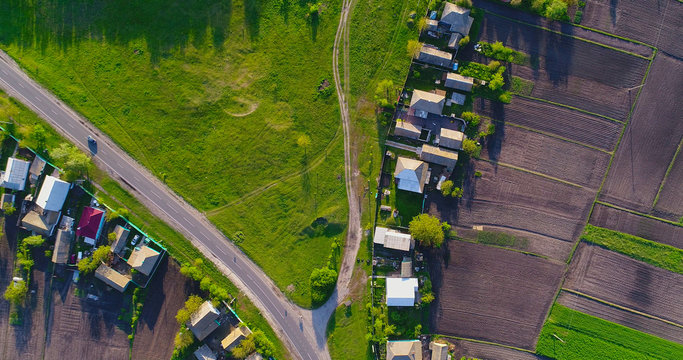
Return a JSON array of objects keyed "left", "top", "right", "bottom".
[
  {"left": 394, "top": 156, "right": 428, "bottom": 193},
  {"left": 401, "top": 257, "right": 413, "bottom": 277},
  {"left": 52, "top": 229, "right": 75, "bottom": 264},
  {"left": 111, "top": 225, "right": 130, "bottom": 254},
  {"left": 420, "top": 144, "right": 459, "bottom": 171},
  {"left": 448, "top": 92, "right": 467, "bottom": 106},
  {"left": 430, "top": 341, "right": 449, "bottom": 360},
  {"left": 193, "top": 344, "right": 217, "bottom": 360},
  {"left": 445, "top": 72, "right": 474, "bottom": 92},
  {"left": 426, "top": 19, "right": 439, "bottom": 32},
  {"left": 447, "top": 32, "right": 462, "bottom": 50},
  {"left": 127, "top": 245, "right": 161, "bottom": 276},
  {"left": 440, "top": 2, "right": 474, "bottom": 35},
  {"left": 440, "top": 128, "right": 465, "bottom": 150},
  {"left": 0, "top": 157, "right": 30, "bottom": 191},
  {"left": 189, "top": 301, "right": 221, "bottom": 341},
  {"left": 221, "top": 326, "right": 252, "bottom": 351},
  {"left": 394, "top": 120, "right": 422, "bottom": 139},
  {"left": 374, "top": 227, "right": 414, "bottom": 252},
  {"left": 95, "top": 264, "right": 130, "bottom": 292},
  {"left": 28, "top": 156, "right": 46, "bottom": 183},
  {"left": 410, "top": 90, "right": 445, "bottom": 118},
  {"left": 35, "top": 175, "right": 70, "bottom": 212},
  {"left": 417, "top": 44, "right": 452, "bottom": 68},
  {"left": 387, "top": 340, "right": 422, "bottom": 360},
  {"left": 386, "top": 277, "right": 418, "bottom": 307}
]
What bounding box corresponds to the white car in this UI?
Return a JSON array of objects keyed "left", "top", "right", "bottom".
[{"left": 131, "top": 234, "right": 141, "bottom": 246}]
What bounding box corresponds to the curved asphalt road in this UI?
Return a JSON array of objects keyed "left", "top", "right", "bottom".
[{"left": 0, "top": 52, "right": 328, "bottom": 359}]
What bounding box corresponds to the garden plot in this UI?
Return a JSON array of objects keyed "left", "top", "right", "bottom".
[
  {"left": 589, "top": 203, "right": 683, "bottom": 249},
  {"left": 429, "top": 241, "right": 565, "bottom": 350},
  {"left": 599, "top": 54, "right": 683, "bottom": 213},
  {"left": 452, "top": 339, "right": 546, "bottom": 360},
  {"left": 557, "top": 291, "right": 683, "bottom": 345},
  {"left": 475, "top": 12, "right": 650, "bottom": 121},
  {"left": 481, "top": 125, "right": 611, "bottom": 189},
  {"left": 455, "top": 226, "right": 573, "bottom": 262},
  {"left": 473, "top": 97, "right": 623, "bottom": 151},
  {"left": 653, "top": 151, "right": 683, "bottom": 220},
  {"left": 564, "top": 242, "right": 683, "bottom": 325}
]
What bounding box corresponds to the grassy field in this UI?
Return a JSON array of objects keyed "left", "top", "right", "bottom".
[
  {"left": 0, "top": 0, "right": 349, "bottom": 307},
  {"left": 581, "top": 225, "right": 683, "bottom": 274},
  {"left": 537, "top": 304, "right": 683, "bottom": 360},
  {"left": 327, "top": 285, "right": 373, "bottom": 360},
  {"left": 0, "top": 90, "right": 289, "bottom": 358}
]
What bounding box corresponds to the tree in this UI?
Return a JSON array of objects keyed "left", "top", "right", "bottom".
[
  {"left": 107, "top": 232, "right": 117, "bottom": 244},
  {"left": 409, "top": 214, "right": 447, "bottom": 248},
  {"left": 487, "top": 60, "right": 501, "bottom": 72},
  {"left": 451, "top": 187, "right": 463, "bottom": 198},
  {"left": 77, "top": 245, "right": 110, "bottom": 274},
  {"left": 406, "top": 40, "right": 422, "bottom": 59},
  {"left": 544, "top": 0, "right": 568, "bottom": 20},
  {"left": 175, "top": 295, "right": 204, "bottom": 324},
  {"left": 374, "top": 79, "right": 395, "bottom": 108},
  {"left": 3, "top": 202, "right": 16, "bottom": 216},
  {"left": 25, "top": 124, "right": 47, "bottom": 151},
  {"left": 440, "top": 180, "right": 454, "bottom": 196},
  {"left": 462, "top": 138, "right": 481, "bottom": 158},
  {"left": 458, "top": 35, "right": 470, "bottom": 47},
  {"left": 310, "top": 267, "right": 337, "bottom": 303},
  {"left": 461, "top": 111, "right": 480, "bottom": 127},
  {"left": 455, "top": 0, "right": 473, "bottom": 8},
  {"left": 297, "top": 134, "right": 311, "bottom": 154},
  {"left": 173, "top": 325, "right": 195, "bottom": 350},
  {"left": 51, "top": 143, "right": 91, "bottom": 180},
  {"left": 417, "top": 17, "right": 427, "bottom": 33},
  {"left": 23, "top": 235, "right": 45, "bottom": 247},
  {"left": 232, "top": 335, "right": 256, "bottom": 359},
  {"left": 489, "top": 72, "right": 504, "bottom": 91},
  {"left": 4, "top": 280, "right": 27, "bottom": 305}
]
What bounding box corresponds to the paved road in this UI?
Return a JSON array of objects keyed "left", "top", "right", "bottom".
[{"left": 0, "top": 52, "right": 326, "bottom": 359}]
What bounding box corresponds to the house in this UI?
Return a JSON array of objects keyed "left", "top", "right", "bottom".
[
  {"left": 52, "top": 229, "right": 74, "bottom": 264},
  {"left": 21, "top": 208, "right": 61, "bottom": 236},
  {"left": 76, "top": 206, "right": 105, "bottom": 245},
  {"left": 95, "top": 264, "right": 130, "bottom": 292},
  {"left": 0, "top": 157, "right": 30, "bottom": 191},
  {"left": 401, "top": 257, "right": 413, "bottom": 277},
  {"left": 394, "top": 120, "right": 422, "bottom": 139},
  {"left": 221, "top": 326, "right": 252, "bottom": 351},
  {"left": 386, "top": 277, "right": 418, "bottom": 307},
  {"left": 188, "top": 301, "right": 221, "bottom": 341},
  {"left": 440, "top": 2, "right": 474, "bottom": 36},
  {"left": 111, "top": 225, "right": 130, "bottom": 254},
  {"left": 28, "top": 156, "right": 46, "bottom": 184},
  {"left": 440, "top": 128, "right": 465, "bottom": 150},
  {"left": 444, "top": 72, "right": 474, "bottom": 92},
  {"left": 35, "top": 175, "right": 70, "bottom": 212},
  {"left": 420, "top": 144, "right": 459, "bottom": 171},
  {"left": 387, "top": 340, "right": 422, "bottom": 360},
  {"left": 426, "top": 19, "right": 439, "bottom": 32},
  {"left": 127, "top": 245, "right": 161, "bottom": 276},
  {"left": 448, "top": 92, "right": 467, "bottom": 106},
  {"left": 417, "top": 44, "right": 453, "bottom": 68},
  {"left": 447, "top": 32, "right": 462, "bottom": 50},
  {"left": 193, "top": 344, "right": 217, "bottom": 360},
  {"left": 374, "top": 227, "right": 414, "bottom": 252},
  {"left": 430, "top": 341, "right": 449, "bottom": 360},
  {"left": 394, "top": 156, "right": 429, "bottom": 193},
  {"left": 410, "top": 90, "right": 445, "bottom": 118}
]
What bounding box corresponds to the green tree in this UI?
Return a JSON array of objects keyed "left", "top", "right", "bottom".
[
  {"left": 461, "top": 111, "right": 480, "bottom": 127},
  {"left": 487, "top": 60, "right": 501, "bottom": 71},
  {"left": 3, "top": 280, "right": 27, "bottom": 305},
  {"left": 406, "top": 40, "right": 422, "bottom": 59},
  {"left": 409, "top": 214, "right": 447, "bottom": 247},
  {"left": 440, "top": 180, "right": 454, "bottom": 196},
  {"left": 458, "top": 35, "right": 470, "bottom": 47},
  {"left": 3, "top": 202, "right": 16, "bottom": 216},
  {"left": 175, "top": 295, "right": 204, "bottom": 324},
  {"left": 77, "top": 245, "right": 110, "bottom": 274},
  {"left": 107, "top": 232, "right": 117, "bottom": 244},
  {"left": 451, "top": 187, "right": 464, "bottom": 198},
  {"left": 417, "top": 17, "right": 427, "bottom": 33},
  {"left": 173, "top": 325, "right": 195, "bottom": 350},
  {"left": 310, "top": 267, "right": 337, "bottom": 303},
  {"left": 23, "top": 235, "right": 45, "bottom": 247},
  {"left": 232, "top": 334, "right": 256, "bottom": 359},
  {"left": 297, "top": 134, "right": 311, "bottom": 155},
  {"left": 51, "top": 143, "right": 92, "bottom": 180},
  {"left": 455, "top": 0, "right": 473, "bottom": 8},
  {"left": 545, "top": 0, "right": 568, "bottom": 19},
  {"left": 489, "top": 72, "right": 504, "bottom": 91},
  {"left": 375, "top": 79, "right": 395, "bottom": 108},
  {"left": 462, "top": 138, "right": 481, "bottom": 158},
  {"left": 25, "top": 124, "right": 47, "bottom": 151}
]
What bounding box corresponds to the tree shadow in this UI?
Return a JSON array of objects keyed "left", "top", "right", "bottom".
[
  {"left": 280, "top": 0, "right": 290, "bottom": 23},
  {"left": 309, "top": 12, "right": 319, "bottom": 42},
  {"left": 244, "top": 0, "right": 261, "bottom": 40}
]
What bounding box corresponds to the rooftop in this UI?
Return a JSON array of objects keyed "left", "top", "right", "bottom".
[
  {"left": 193, "top": 344, "right": 217, "bottom": 360},
  {"left": 127, "top": 245, "right": 161, "bottom": 276},
  {"left": 95, "top": 264, "right": 130, "bottom": 292},
  {"left": 441, "top": 2, "right": 474, "bottom": 35},
  {"left": 76, "top": 206, "right": 105, "bottom": 240},
  {"left": 394, "top": 156, "right": 429, "bottom": 194},
  {"left": 374, "top": 227, "right": 414, "bottom": 252},
  {"left": 410, "top": 90, "right": 446, "bottom": 116},
  {"left": 221, "top": 326, "right": 251, "bottom": 351},
  {"left": 386, "top": 277, "right": 418, "bottom": 307},
  {"left": 387, "top": 340, "right": 423, "bottom": 360},
  {"left": 52, "top": 229, "right": 74, "bottom": 264},
  {"left": 111, "top": 225, "right": 130, "bottom": 254},
  {"left": 0, "top": 157, "right": 30, "bottom": 191},
  {"left": 189, "top": 301, "right": 221, "bottom": 341},
  {"left": 35, "top": 175, "right": 70, "bottom": 212}
]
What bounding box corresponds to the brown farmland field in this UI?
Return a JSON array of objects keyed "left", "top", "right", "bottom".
[
  {"left": 565, "top": 243, "right": 683, "bottom": 324},
  {"left": 455, "top": 226, "right": 574, "bottom": 261},
  {"left": 452, "top": 338, "right": 548, "bottom": 360},
  {"left": 475, "top": 12, "right": 650, "bottom": 121},
  {"left": 429, "top": 241, "right": 565, "bottom": 350},
  {"left": 473, "top": 97, "right": 623, "bottom": 151},
  {"left": 653, "top": 151, "right": 683, "bottom": 220},
  {"left": 481, "top": 125, "right": 611, "bottom": 189},
  {"left": 557, "top": 290, "right": 683, "bottom": 344},
  {"left": 599, "top": 54, "right": 683, "bottom": 214},
  {"left": 589, "top": 203, "right": 683, "bottom": 249},
  {"left": 0, "top": 219, "right": 16, "bottom": 357},
  {"left": 132, "top": 258, "right": 194, "bottom": 360}
]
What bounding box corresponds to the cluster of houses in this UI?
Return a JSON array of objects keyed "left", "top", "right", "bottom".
[
  {"left": 0, "top": 150, "right": 164, "bottom": 293},
  {"left": 186, "top": 300, "right": 263, "bottom": 360}
]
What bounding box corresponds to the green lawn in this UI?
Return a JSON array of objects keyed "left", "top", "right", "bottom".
[
  {"left": 327, "top": 288, "right": 373, "bottom": 360},
  {"left": 581, "top": 225, "right": 683, "bottom": 274},
  {"left": 378, "top": 182, "right": 423, "bottom": 228},
  {"left": 0, "top": 90, "right": 288, "bottom": 358},
  {"left": 0, "top": 0, "right": 349, "bottom": 307},
  {"left": 537, "top": 304, "right": 683, "bottom": 360}
]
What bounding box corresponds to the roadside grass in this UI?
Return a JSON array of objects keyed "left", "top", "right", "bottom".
[
  {"left": 327, "top": 283, "right": 373, "bottom": 360},
  {"left": 581, "top": 225, "right": 683, "bottom": 275},
  {"left": 0, "top": 90, "right": 288, "bottom": 359},
  {"left": 537, "top": 304, "right": 683, "bottom": 360},
  {"left": 0, "top": 0, "right": 347, "bottom": 307}
]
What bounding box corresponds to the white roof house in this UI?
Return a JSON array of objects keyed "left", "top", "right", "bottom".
[
  {"left": 417, "top": 44, "right": 453, "bottom": 68},
  {"left": 35, "top": 175, "right": 70, "bottom": 212},
  {"left": 374, "top": 227, "right": 414, "bottom": 252},
  {"left": 441, "top": 2, "right": 474, "bottom": 35},
  {"left": 394, "top": 156, "right": 429, "bottom": 193},
  {"left": 386, "top": 277, "right": 419, "bottom": 307},
  {"left": 445, "top": 72, "right": 474, "bottom": 92},
  {"left": 0, "top": 158, "right": 31, "bottom": 191},
  {"left": 410, "top": 90, "right": 445, "bottom": 118}
]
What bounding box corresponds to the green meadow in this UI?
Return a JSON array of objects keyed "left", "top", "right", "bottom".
[{"left": 0, "top": 0, "right": 347, "bottom": 307}]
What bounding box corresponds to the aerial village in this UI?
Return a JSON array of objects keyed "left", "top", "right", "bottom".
[{"left": 373, "top": 2, "right": 478, "bottom": 359}]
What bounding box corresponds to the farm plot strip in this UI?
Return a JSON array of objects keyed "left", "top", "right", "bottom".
[
  {"left": 564, "top": 243, "right": 683, "bottom": 325},
  {"left": 440, "top": 337, "right": 545, "bottom": 360},
  {"left": 652, "top": 136, "right": 683, "bottom": 212},
  {"left": 594, "top": 201, "right": 683, "bottom": 229},
  {"left": 476, "top": 159, "right": 583, "bottom": 189},
  {"left": 512, "top": 95, "right": 624, "bottom": 125},
  {"left": 498, "top": 121, "right": 612, "bottom": 155}
]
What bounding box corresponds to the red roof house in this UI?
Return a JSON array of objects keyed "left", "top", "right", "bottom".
[{"left": 76, "top": 207, "right": 105, "bottom": 243}]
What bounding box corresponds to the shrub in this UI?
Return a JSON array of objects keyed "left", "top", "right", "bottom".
[
  {"left": 4, "top": 280, "right": 27, "bottom": 305},
  {"left": 486, "top": 124, "right": 496, "bottom": 135},
  {"left": 474, "top": 171, "right": 482, "bottom": 178},
  {"left": 487, "top": 60, "right": 501, "bottom": 71},
  {"left": 462, "top": 139, "right": 481, "bottom": 158},
  {"left": 23, "top": 235, "right": 45, "bottom": 247},
  {"left": 310, "top": 267, "right": 337, "bottom": 303},
  {"left": 409, "top": 214, "right": 447, "bottom": 248},
  {"left": 574, "top": 10, "right": 583, "bottom": 24},
  {"left": 9, "top": 310, "right": 21, "bottom": 325},
  {"left": 488, "top": 73, "right": 504, "bottom": 91},
  {"left": 406, "top": 40, "right": 422, "bottom": 59},
  {"left": 175, "top": 295, "right": 204, "bottom": 324},
  {"left": 510, "top": 0, "right": 522, "bottom": 5},
  {"left": 498, "top": 92, "right": 512, "bottom": 103},
  {"left": 44, "top": 250, "right": 52, "bottom": 258},
  {"left": 107, "top": 232, "right": 117, "bottom": 244},
  {"left": 461, "top": 111, "right": 480, "bottom": 127},
  {"left": 440, "top": 180, "right": 454, "bottom": 196},
  {"left": 458, "top": 35, "right": 470, "bottom": 47},
  {"left": 3, "top": 202, "right": 16, "bottom": 216},
  {"left": 544, "top": 0, "right": 568, "bottom": 20},
  {"left": 454, "top": 0, "right": 472, "bottom": 9},
  {"left": 77, "top": 245, "right": 110, "bottom": 274},
  {"left": 451, "top": 187, "right": 463, "bottom": 198}
]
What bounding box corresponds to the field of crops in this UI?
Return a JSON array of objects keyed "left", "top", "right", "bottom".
[{"left": 537, "top": 304, "right": 683, "bottom": 360}]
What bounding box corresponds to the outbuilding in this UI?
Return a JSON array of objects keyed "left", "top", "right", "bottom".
[
  {"left": 374, "top": 226, "right": 414, "bottom": 252},
  {"left": 444, "top": 72, "right": 474, "bottom": 92}
]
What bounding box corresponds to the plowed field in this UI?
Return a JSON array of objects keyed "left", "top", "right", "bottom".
[
  {"left": 557, "top": 291, "right": 683, "bottom": 344},
  {"left": 429, "top": 241, "right": 565, "bottom": 350},
  {"left": 453, "top": 338, "right": 549, "bottom": 360},
  {"left": 599, "top": 54, "right": 683, "bottom": 214},
  {"left": 564, "top": 243, "right": 683, "bottom": 324},
  {"left": 653, "top": 150, "right": 683, "bottom": 220},
  {"left": 589, "top": 203, "right": 683, "bottom": 249}
]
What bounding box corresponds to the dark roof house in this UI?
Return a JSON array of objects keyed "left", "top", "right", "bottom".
[
  {"left": 188, "top": 301, "right": 221, "bottom": 341},
  {"left": 440, "top": 2, "right": 474, "bottom": 35},
  {"left": 417, "top": 44, "right": 453, "bottom": 68},
  {"left": 410, "top": 90, "right": 445, "bottom": 118}
]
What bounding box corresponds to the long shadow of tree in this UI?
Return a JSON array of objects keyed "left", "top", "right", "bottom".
[
  {"left": 0, "top": 0, "right": 234, "bottom": 63},
  {"left": 244, "top": 0, "right": 261, "bottom": 40}
]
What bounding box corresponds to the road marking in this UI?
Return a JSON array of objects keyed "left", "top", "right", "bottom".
[
  {"left": 65, "top": 122, "right": 75, "bottom": 129},
  {"left": 49, "top": 108, "right": 57, "bottom": 115}
]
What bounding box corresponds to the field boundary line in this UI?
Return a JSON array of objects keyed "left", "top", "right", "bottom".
[
  {"left": 478, "top": 158, "right": 583, "bottom": 188},
  {"left": 482, "top": 10, "right": 654, "bottom": 60},
  {"left": 512, "top": 95, "right": 625, "bottom": 124},
  {"left": 493, "top": 119, "right": 613, "bottom": 154},
  {"left": 652, "top": 136, "right": 683, "bottom": 208},
  {"left": 435, "top": 335, "right": 538, "bottom": 354},
  {"left": 594, "top": 201, "right": 683, "bottom": 228},
  {"left": 560, "top": 288, "right": 683, "bottom": 329}
]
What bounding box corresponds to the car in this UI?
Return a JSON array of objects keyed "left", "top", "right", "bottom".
[
  {"left": 131, "top": 234, "right": 140, "bottom": 246},
  {"left": 87, "top": 135, "right": 96, "bottom": 144}
]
